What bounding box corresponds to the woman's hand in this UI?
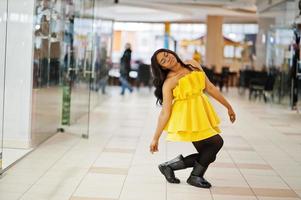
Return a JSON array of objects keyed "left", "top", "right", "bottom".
[
  {"left": 228, "top": 108, "right": 236, "bottom": 123},
  {"left": 150, "top": 138, "right": 159, "bottom": 154}
]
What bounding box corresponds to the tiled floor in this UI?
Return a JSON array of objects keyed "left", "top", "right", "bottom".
[
  {"left": 2, "top": 148, "right": 33, "bottom": 169},
  {"left": 0, "top": 87, "right": 301, "bottom": 200}
]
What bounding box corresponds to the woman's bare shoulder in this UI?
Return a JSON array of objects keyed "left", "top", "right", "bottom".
[
  {"left": 163, "top": 76, "right": 174, "bottom": 86},
  {"left": 163, "top": 75, "right": 178, "bottom": 91}
]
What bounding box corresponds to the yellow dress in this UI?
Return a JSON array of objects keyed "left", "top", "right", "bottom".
[{"left": 164, "top": 71, "right": 221, "bottom": 142}]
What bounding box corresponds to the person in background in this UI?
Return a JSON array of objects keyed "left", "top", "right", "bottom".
[
  {"left": 193, "top": 49, "right": 202, "bottom": 64},
  {"left": 119, "top": 43, "right": 133, "bottom": 95},
  {"left": 95, "top": 45, "right": 109, "bottom": 94}
]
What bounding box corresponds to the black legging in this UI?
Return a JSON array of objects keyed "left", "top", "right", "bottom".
[{"left": 183, "top": 134, "right": 224, "bottom": 167}]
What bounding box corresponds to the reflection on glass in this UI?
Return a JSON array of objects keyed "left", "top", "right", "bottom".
[
  {"left": 89, "top": 19, "right": 113, "bottom": 108},
  {"left": 31, "top": 0, "right": 114, "bottom": 142},
  {"left": 266, "top": 28, "right": 294, "bottom": 105},
  {"left": 31, "top": 0, "right": 91, "bottom": 142},
  {"left": 31, "top": 0, "right": 63, "bottom": 145}
]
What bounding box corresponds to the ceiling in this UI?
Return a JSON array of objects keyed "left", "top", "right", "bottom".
[{"left": 93, "top": 0, "right": 260, "bottom": 23}]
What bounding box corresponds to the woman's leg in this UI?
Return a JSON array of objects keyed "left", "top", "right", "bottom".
[
  {"left": 196, "top": 134, "right": 224, "bottom": 167},
  {"left": 183, "top": 134, "right": 223, "bottom": 168},
  {"left": 182, "top": 140, "right": 207, "bottom": 168},
  {"left": 187, "top": 134, "right": 224, "bottom": 188},
  {"left": 182, "top": 153, "right": 200, "bottom": 168},
  {"left": 159, "top": 139, "right": 207, "bottom": 183},
  {"left": 158, "top": 134, "right": 224, "bottom": 186}
]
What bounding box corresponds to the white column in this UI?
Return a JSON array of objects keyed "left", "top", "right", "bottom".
[{"left": 3, "top": 0, "right": 35, "bottom": 148}]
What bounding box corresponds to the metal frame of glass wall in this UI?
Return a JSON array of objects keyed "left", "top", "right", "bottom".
[{"left": 0, "top": 0, "right": 8, "bottom": 174}]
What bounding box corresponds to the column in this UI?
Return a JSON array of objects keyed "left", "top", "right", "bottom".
[
  {"left": 3, "top": 0, "right": 35, "bottom": 148},
  {"left": 205, "top": 16, "right": 224, "bottom": 72},
  {"left": 164, "top": 21, "right": 170, "bottom": 49}
]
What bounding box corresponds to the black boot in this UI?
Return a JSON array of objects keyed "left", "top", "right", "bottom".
[
  {"left": 187, "top": 161, "right": 212, "bottom": 188},
  {"left": 158, "top": 155, "right": 186, "bottom": 184}
]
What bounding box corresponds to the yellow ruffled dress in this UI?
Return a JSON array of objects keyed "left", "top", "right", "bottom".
[{"left": 164, "top": 71, "right": 221, "bottom": 142}]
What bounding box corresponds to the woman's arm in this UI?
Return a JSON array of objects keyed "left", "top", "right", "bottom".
[
  {"left": 150, "top": 83, "right": 173, "bottom": 153},
  {"left": 185, "top": 60, "right": 235, "bottom": 123},
  {"left": 152, "top": 84, "right": 173, "bottom": 140},
  {"left": 205, "top": 77, "right": 236, "bottom": 122},
  {"left": 205, "top": 77, "right": 231, "bottom": 109}
]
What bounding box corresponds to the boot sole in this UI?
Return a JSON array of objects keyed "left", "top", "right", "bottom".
[{"left": 187, "top": 179, "right": 211, "bottom": 188}]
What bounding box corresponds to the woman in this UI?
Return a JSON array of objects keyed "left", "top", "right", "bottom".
[{"left": 149, "top": 48, "right": 236, "bottom": 188}]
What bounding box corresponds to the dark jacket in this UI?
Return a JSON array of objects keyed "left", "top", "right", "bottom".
[{"left": 120, "top": 48, "right": 132, "bottom": 78}]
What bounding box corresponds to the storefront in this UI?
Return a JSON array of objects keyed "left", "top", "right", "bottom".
[
  {"left": 263, "top": 0, "right": 301, "bottom": 109},
  {"left": 0, "top": 0, "right": 114, "bottom": 173}
]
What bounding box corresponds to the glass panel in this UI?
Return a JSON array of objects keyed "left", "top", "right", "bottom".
[
  {"left": 31, "top": 0, "right": 96, "bottom": 142},
  {"left": 224, "top": 45, "right": 234, "bottom": 58},
  {"left": 0, "top": 0, "right": 8, "bottom": 173},
  {"left": 31, "top": 0, "right": 63, "bottom": 145},
  {"left": 223, "top": 24, "right": 231, "bottom": 34},
  {"left": 89, "top": 18, "right": 113, "bottom": 107},
  {"left": 266, "top": 27, "right": 294, "bottom": 106},
  {"left": 66, "top": 0, "right": 95, "bottom": 137},
  {"left": 244, "top": 24, "right": 258, "bottom": 34}
]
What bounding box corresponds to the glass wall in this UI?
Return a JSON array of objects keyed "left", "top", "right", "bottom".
[
  {"left": 31, "top": 0, "right": 64, "bottom": 145},
  {"left": 0, "top": 0, "right": 114, "bottom": 172},
  {"left": 266, "top": 27, "right": 296, "bottom": 106},
  {"left": 31, "top": 0, "right": 114, "bottom": 141},
  {"left": 0, "top": 0, "right": 8, "bottom": 172},
  {"left": 88, "top": 18, "right": 113, "bottom": 107}
]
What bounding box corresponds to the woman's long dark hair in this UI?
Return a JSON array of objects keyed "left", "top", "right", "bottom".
[{"left": 151, "top": 48, "right": 193, "bottom": 105}]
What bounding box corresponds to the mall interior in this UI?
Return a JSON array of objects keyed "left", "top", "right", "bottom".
[{"left": 0, "top": 0, "right": 301, "bottom": 199}]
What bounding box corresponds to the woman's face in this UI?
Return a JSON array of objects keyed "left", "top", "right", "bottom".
[{"left": 156, "top": 51, "right": 177, "bottom": 69}]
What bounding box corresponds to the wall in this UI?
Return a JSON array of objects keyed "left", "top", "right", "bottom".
[{"left": 2, "top": 0, "right": 35, "bottom": 148}]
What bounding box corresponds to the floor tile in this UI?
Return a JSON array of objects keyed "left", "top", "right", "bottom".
[
  {"left": 2, "top": 88, "right": 301, "bottom": 200},
  {"left": 253, "top": 188, "right": 300, "bottom": 198},
  {"left": 89, "top": 167, "right": 128, "bottom": 175},
  {"left": 73, "top": 173, "right": 126, "bottom": 199}
]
